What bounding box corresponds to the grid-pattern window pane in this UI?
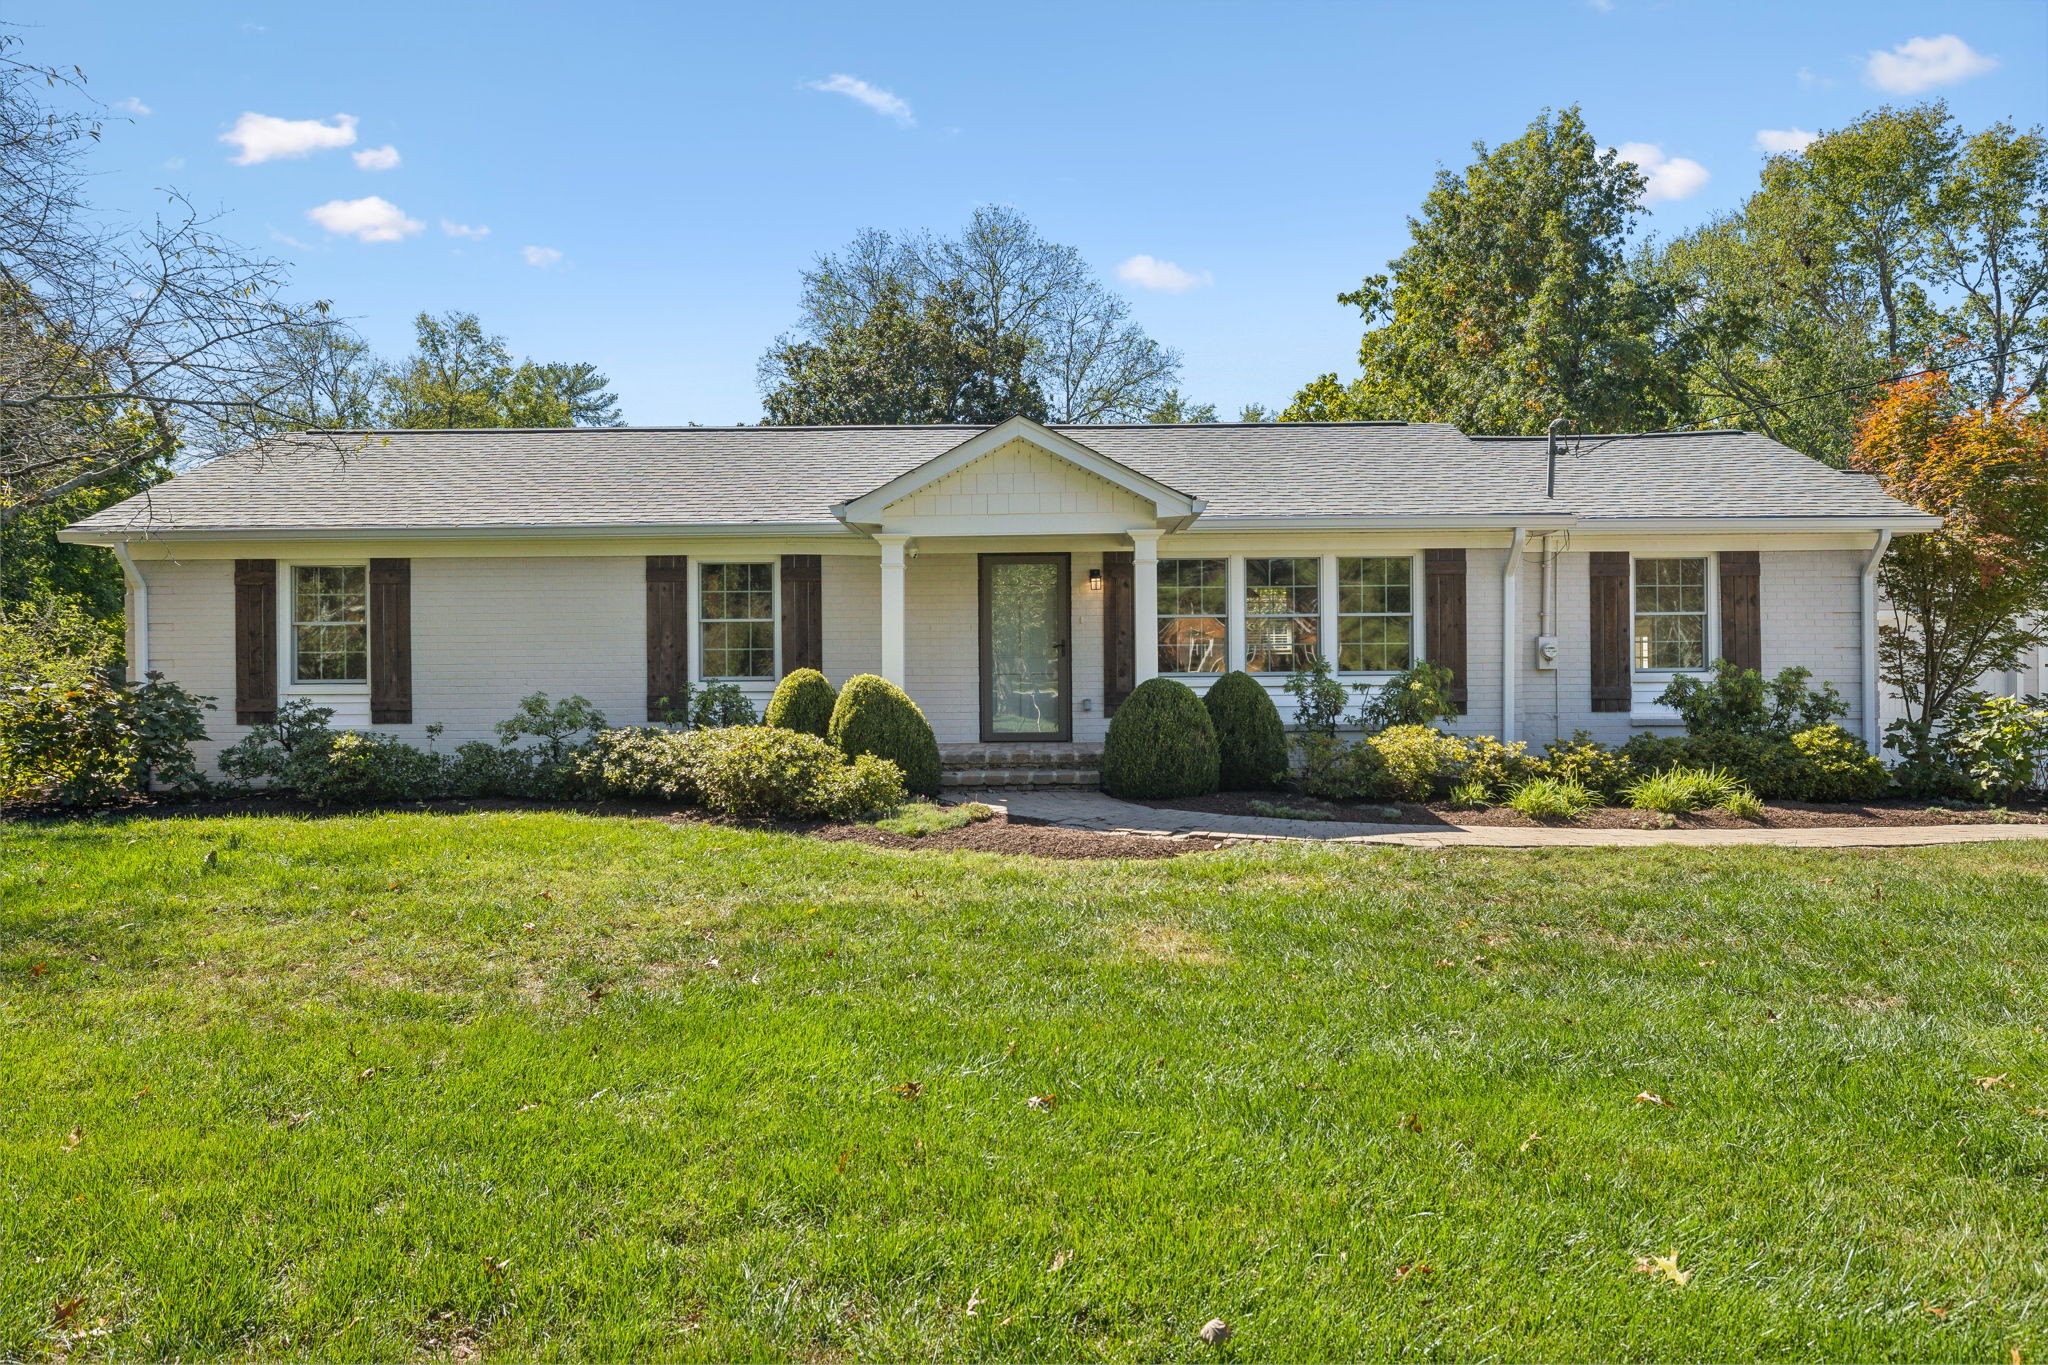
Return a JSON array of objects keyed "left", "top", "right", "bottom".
[
  {"left": 701, "top": 562, "right": 775, "bottom": 679},
  {"left": 1633, "top": 557, "right": 1708, "bottom": 670},
  {"left": 1244, "top": 557, "right": 1319, "bottom": 673},
  {"left": 1157, "top": 558, "right": 1227, "bottom": 673},
  {"left": 292, "top": 565, "right": 368, "bottom": 682},
  {"left": 1336, "top": 556, "right": 1414, "bottom": 672}
]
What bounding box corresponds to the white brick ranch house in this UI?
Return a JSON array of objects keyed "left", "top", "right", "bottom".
[{"left": 62, "top": 417, "right": 1938, "bottom": 775}]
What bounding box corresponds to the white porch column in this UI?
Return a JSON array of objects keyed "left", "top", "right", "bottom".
[
  {"left": 1130, "top": 529, "right": 1162, "bottom": 686},
  {"left": 876, "top": 534, "right": 910, "bottom": 686}
]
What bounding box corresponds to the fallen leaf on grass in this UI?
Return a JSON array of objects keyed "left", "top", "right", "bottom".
[
  {"left": 31, "top": 962, "right": 46, "bottom": 976},
  {"left": 1519, "top": 1132, "right": 1543, "bottom": 1152},
  {"left": 1393, "top": 1262, "right": 1433, "bottom": 1283},
  {"left": 1296, "top": 1082, "right": 1331, "bottom": 1092},
  {"left": 1976, "top": 1074, "right": 2011, "bottom": 1091},
  {"left": 357, "top": 1066, "right": 384, "bottom": 1082},
  {"left": 62, "top": 1127, "right": 82, "bottom": 1151},
  {"left": 963, "top": 1289, "right": 982, "bottom": 1317},
  {"left": 53, "top": 1296, "right": 83, "bottom": 1325},
  {"left": 1634, "top": 1091, "right": 1676, "bottom": 1109},
  {"left": 1046, "top": 1249, "right": 1070, "bottom": 1274},
  {"left": 1198, "top": 1317, "right": 1232, "bottom": 1344},
  {"left": 285, "top": 1111, "right": 314, "bottom": 1130},
  {"left": 1634, "top": 1252, "right": 1692, "bottom": 1287},
  {"left": 1398, "top": 1113, "right": 1424, "bottom": 1133},
  {"left": 2026, "top": 1107, "right": 2048, "bottom": 1118},
  {"left": 1923, "top": 1302, "right": 1948, "bottom": 1318},
  {"left": 514, "top": 1102, "right": 541, "bottom": 1114},
  {"left": 893, "top": 1081, "right": 924, "bottom": 1101},
  {"left": 584, "top": 986, "right": 605, "bottom": 1003},
  {"left": 480, "top": 1256, "right": 511, "bottom": 1280},
  {"left": 1026, "top": 1094, "right": 1058, "bottom": 1112}
]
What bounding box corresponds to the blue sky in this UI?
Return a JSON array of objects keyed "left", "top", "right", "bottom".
[{"left": 33, "top": 1, "right": 2047, "bottom": 425}]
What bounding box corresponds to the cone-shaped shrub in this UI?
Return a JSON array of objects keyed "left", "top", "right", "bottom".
[
  {"left": 1203, "top": 669, "right": 1288, "bottom": 790},
  {"left": 829, "top": 673, "right": 942, "bottom": 798},
  {"left": 764, "top": 668, "right": 838, "bottom": 738},
  {"left": 1103, "top": 677, "right": 1219, "bottom": 799}
]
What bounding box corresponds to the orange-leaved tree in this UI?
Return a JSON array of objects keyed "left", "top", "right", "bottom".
[{"left": 1851, "top": 370, "right": 2048, "bottom": 734}]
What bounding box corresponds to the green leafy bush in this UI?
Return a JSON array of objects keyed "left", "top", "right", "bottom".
[
  {"left": 1204, "top": 670, "right": 1288, "bottom": 790},
  {"left": 571, "top": 728, "right": 700, "bottom": 802},
  {"left": 689, "top": 682, "right": 758, "bottom": 730},
  {"left": 1882, "top": 719, "right": 1976, "bottom": 800},
  {"left": 1282, "top": 656, "right": 1349, "bottom": 738},
  {"left": 1102, "top": 677, "right": 1220, "bottom": 799},
  {"left": 764, "top": 669, "right": 837, "bottom": 738},
  {"left": 1506, "top": 777, "right": 1596, "bottom": 822},
  {"left": 1682, "top": 732, "right": 1812, "bottom": 799},
  {"left": 1351, "top": 662, "right": 1460, "bottom": 733},
  {"left": 1536, "top": 730, "right": 1635, "bottom": 802},
  {"left": 1454, "top": 735, "right": 1537, "bottom": 801},
  {"left": 1945, "top": 694, "right": 2048, "bottom": 803},
  {"left": 1295, "top": 733, "right": 1386, "bottom": 801},
  {"left": 1618, "top": 732, "right": 1694, "bottom": 776},
  {"left": 829, "top": 674, "right": 942, "bottom": 798},
  {"left": 0, "top": 598, "right": 121, "bottom": 690},
  {"left": 446, "top": 740, "right": 544, "bottom": 799},
  {"left": 495, "top": 692, "right": 608, "bottom": 763},
  {"left": 1365, "top": 724, "right": 1464, "bottom": 801},
  {"left": 1623, "top": 766, "right": 1751, "bottom": 814},
  {"left": 1787, "top": 724, "right": 1890, "bottom": 802},
  {"left": 1657, "top": 660, "right": 1848, "bottom": 739},
  {"left": 688, "top": 726, "right": 904, "bottom": 819},
  {"left": 0, "top": 673, "right": 211, "bottom": 808},
  {"left": 294, "top": 731, "right": 452, "bottom": 805}
]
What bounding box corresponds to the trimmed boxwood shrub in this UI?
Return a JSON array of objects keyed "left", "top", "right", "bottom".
[
  {"left": 689, "top": 726, "right": 905, "bottom": 819},
  {"left": 764, "top": 668, "right": 838, "bottom": 738},
  {"left": 1203, "top": 670, "right": 1287, "bottom": 790},
  {"left": 1103, "top": 677, "right": 1219, "bottom": 799},
  {"left": 829, "top": 673, "right": 942, "bottom": 798}
]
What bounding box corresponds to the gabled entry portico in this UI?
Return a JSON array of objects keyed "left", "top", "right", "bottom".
[{"left": 833, "top": 417, "right": 1198, "bottom": 719}]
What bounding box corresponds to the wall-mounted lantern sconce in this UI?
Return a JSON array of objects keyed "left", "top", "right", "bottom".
[{"left": 1087, "top": 568, "right": 1103, "bottom": 592}]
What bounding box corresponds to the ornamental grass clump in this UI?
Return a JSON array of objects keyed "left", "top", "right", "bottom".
[
  {"left": 1203, "top": 670, "right": 1288, "bottom": 790},
  {"left": 1103, "top": 677, "right": 1219, "bottom": 799},
  {"left": 1623, "top": 766, "right": 1752, "bottom": 815},
  {"left": 1505, "top": 776, "right": 1597, "bottom": 822},
  {"left": 829, "top": 674, "right": 942, "bottom": 799}
]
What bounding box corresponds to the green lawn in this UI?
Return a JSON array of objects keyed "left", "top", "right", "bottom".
[{"left": 2, "top": 812, "right": 2044, "bottom": 1362}]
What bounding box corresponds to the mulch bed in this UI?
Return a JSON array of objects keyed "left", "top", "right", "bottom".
[{"left": 1142, "top": 790, "right": 2048, "bottom": 829}]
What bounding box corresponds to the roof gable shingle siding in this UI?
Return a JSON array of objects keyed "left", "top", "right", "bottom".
[{"left": 66, "top": 422, "right": 1927, "bottom": 537}]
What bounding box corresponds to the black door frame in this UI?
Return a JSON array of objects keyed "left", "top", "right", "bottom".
[{"left": 977, "top": 552, "right": 1073, "bottom": 743}]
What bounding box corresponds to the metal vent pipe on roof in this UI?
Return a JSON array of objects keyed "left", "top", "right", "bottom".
[{"left": 1546, "top": 417, "right": 1569, "bottom": 499}]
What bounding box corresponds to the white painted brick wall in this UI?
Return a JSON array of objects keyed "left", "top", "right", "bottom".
[{"left": 822, "top": 555, "right": 881, "bottom": 683}]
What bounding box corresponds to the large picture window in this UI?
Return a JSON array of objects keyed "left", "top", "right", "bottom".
[
  {"left": 1157, "top": 558, "right": 1227, "bottom": 674},
  {"left": 1244, "top": 557, "right": 1319, "bottom": 672},
  {"left": 291, "top": 565, "right": 368, "bottom": 683},
  {"left": 700, "top": 562, "right": 775, "bottom": 679},
  {"left": 1633, "top": 557, "right": 1708, "bottom": 670},
  {"left": 1336, "top": 556, "right": 1413, "bottom": 672}
]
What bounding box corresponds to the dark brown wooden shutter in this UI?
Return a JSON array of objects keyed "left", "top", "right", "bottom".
[
  {"left": 779, "top": 554, "right": 822, "bottom": 675},
  {"left": 368, "top": 558, "right": 412, "bottom": 724},
  {"left": 1590, "top": 551, "right": 1631, "bottom": 713},
  {"left": 646, "top": 555, "right": 689, "bottom": 721},
  {"left": 1423, "top": 548, "right": 1468, "bottom": 715},
  {"left": 1102, "top": 550, "right": 1135, "bottom": 715},
  {"left": 233, "top": 559, "right": 277, "bottom": 725},
  {"left": 1718, "top": 550, "right": 1761, "bottom": 674}
]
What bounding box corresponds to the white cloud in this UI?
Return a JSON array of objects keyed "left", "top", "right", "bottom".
[
  {"left": 441, "top": 218, "right": 490, "bottom": 239},
  {"left": 352, "top": 144, "right": 401, "bottom": 171},
  {"left": 1755, "top": 128, "right": 1818, "bottom": 155},
  {"left": 221, "top": 111, "right": 357, "bottom": 165},
  {"left": 1115, "top": 254, "right": 1213, "bottom": 293},
  {"left": 1797, "top": 66, "right": 1838, "bottom": 90},
  {"left": 522, "top": 245, "right": 563, "bottom": 267},
  {"left": 1614, "top": 141, "right": 1711, "bottom": 203},
  {"left": 1865, "top": 34, "right": 1996, "bottom": 94},
  {"left": 804, "top": 73, "right": 914, "bottom": 126},
  {"left": 115, "top": 96, "right": 152, "bottom": 117},
  {"left": 305, "top": 196, "right": 422, "bottom": 243}
]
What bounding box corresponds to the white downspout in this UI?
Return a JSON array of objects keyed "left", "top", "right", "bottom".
[
  {"left": 112, "top": 541, "right": 148, "bottom": 681},
  {"left": 1502, "top": 527, "right": 1526, "bottom": 743},
  {"left": 1860, "top": 529, "right": 1892, "bottom": 750}
]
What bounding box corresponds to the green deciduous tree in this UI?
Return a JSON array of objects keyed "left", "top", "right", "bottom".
[
  {"left": 1143, "top": 389, "right": 1218, "bottom": 424},
  {"left": 377, "top": 312, "right": 621, "bottom": 429},
  {"left": 1285, "top": 107, "right": 1695, "bottom": 434}
]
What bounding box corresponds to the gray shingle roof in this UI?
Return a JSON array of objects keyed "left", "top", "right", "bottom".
[{"left": 65, "top": 421, "right": 1931, "bottom": 538}]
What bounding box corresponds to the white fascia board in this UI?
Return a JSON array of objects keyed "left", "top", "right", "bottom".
[
  {"left": 57, "top": 521, "right": 863, "bottom": 547},
  {"left": 1571, "top": 515, "right": 1942, "bottom": 534},
  {"left": 1186, "top": 514, "right": 1578, "bottom": 533},
  {"left": 835, "top": 416, "right": 1198, "bottom": 522}
]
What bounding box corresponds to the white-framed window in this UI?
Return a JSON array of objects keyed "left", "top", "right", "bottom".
[
  {"left": 1633, "top": 556, "right": 1710, "bottom": 671},
  {"left": 699, "top": 561, "right": 776, "bottom": 680},
  {"left": 1157, "top": 557, "right": 1227, "bottom": 674},
  {"left": 1335, "top": 555, "right": 1415, "bottom": 673},
  {"left": 289, "top": 564, "right": 369, "bottom": 685},
  {"left": 1244, "top": 556, "right": 1319, "bottom": 672}
]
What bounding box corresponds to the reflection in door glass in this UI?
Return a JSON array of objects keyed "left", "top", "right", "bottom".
[{"left": 989, "top": 561, "right": 1062, "bottom": 734}]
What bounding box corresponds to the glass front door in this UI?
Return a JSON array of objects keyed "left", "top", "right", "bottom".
[{"left": 980, "top": 554, "right": 1071, "bottom": 741}]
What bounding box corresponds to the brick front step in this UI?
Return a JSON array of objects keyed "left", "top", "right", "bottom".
[
  {"left": 942, "top": 768, "right": 1102, "bottom": 790},
  {"left": 939, "top": 743, "right": 1104, "bottom": 772}
]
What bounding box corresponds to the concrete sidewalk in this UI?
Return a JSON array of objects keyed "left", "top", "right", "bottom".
[{"left": 971, "top": 789, "right": 2048, "bottom": 850}]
